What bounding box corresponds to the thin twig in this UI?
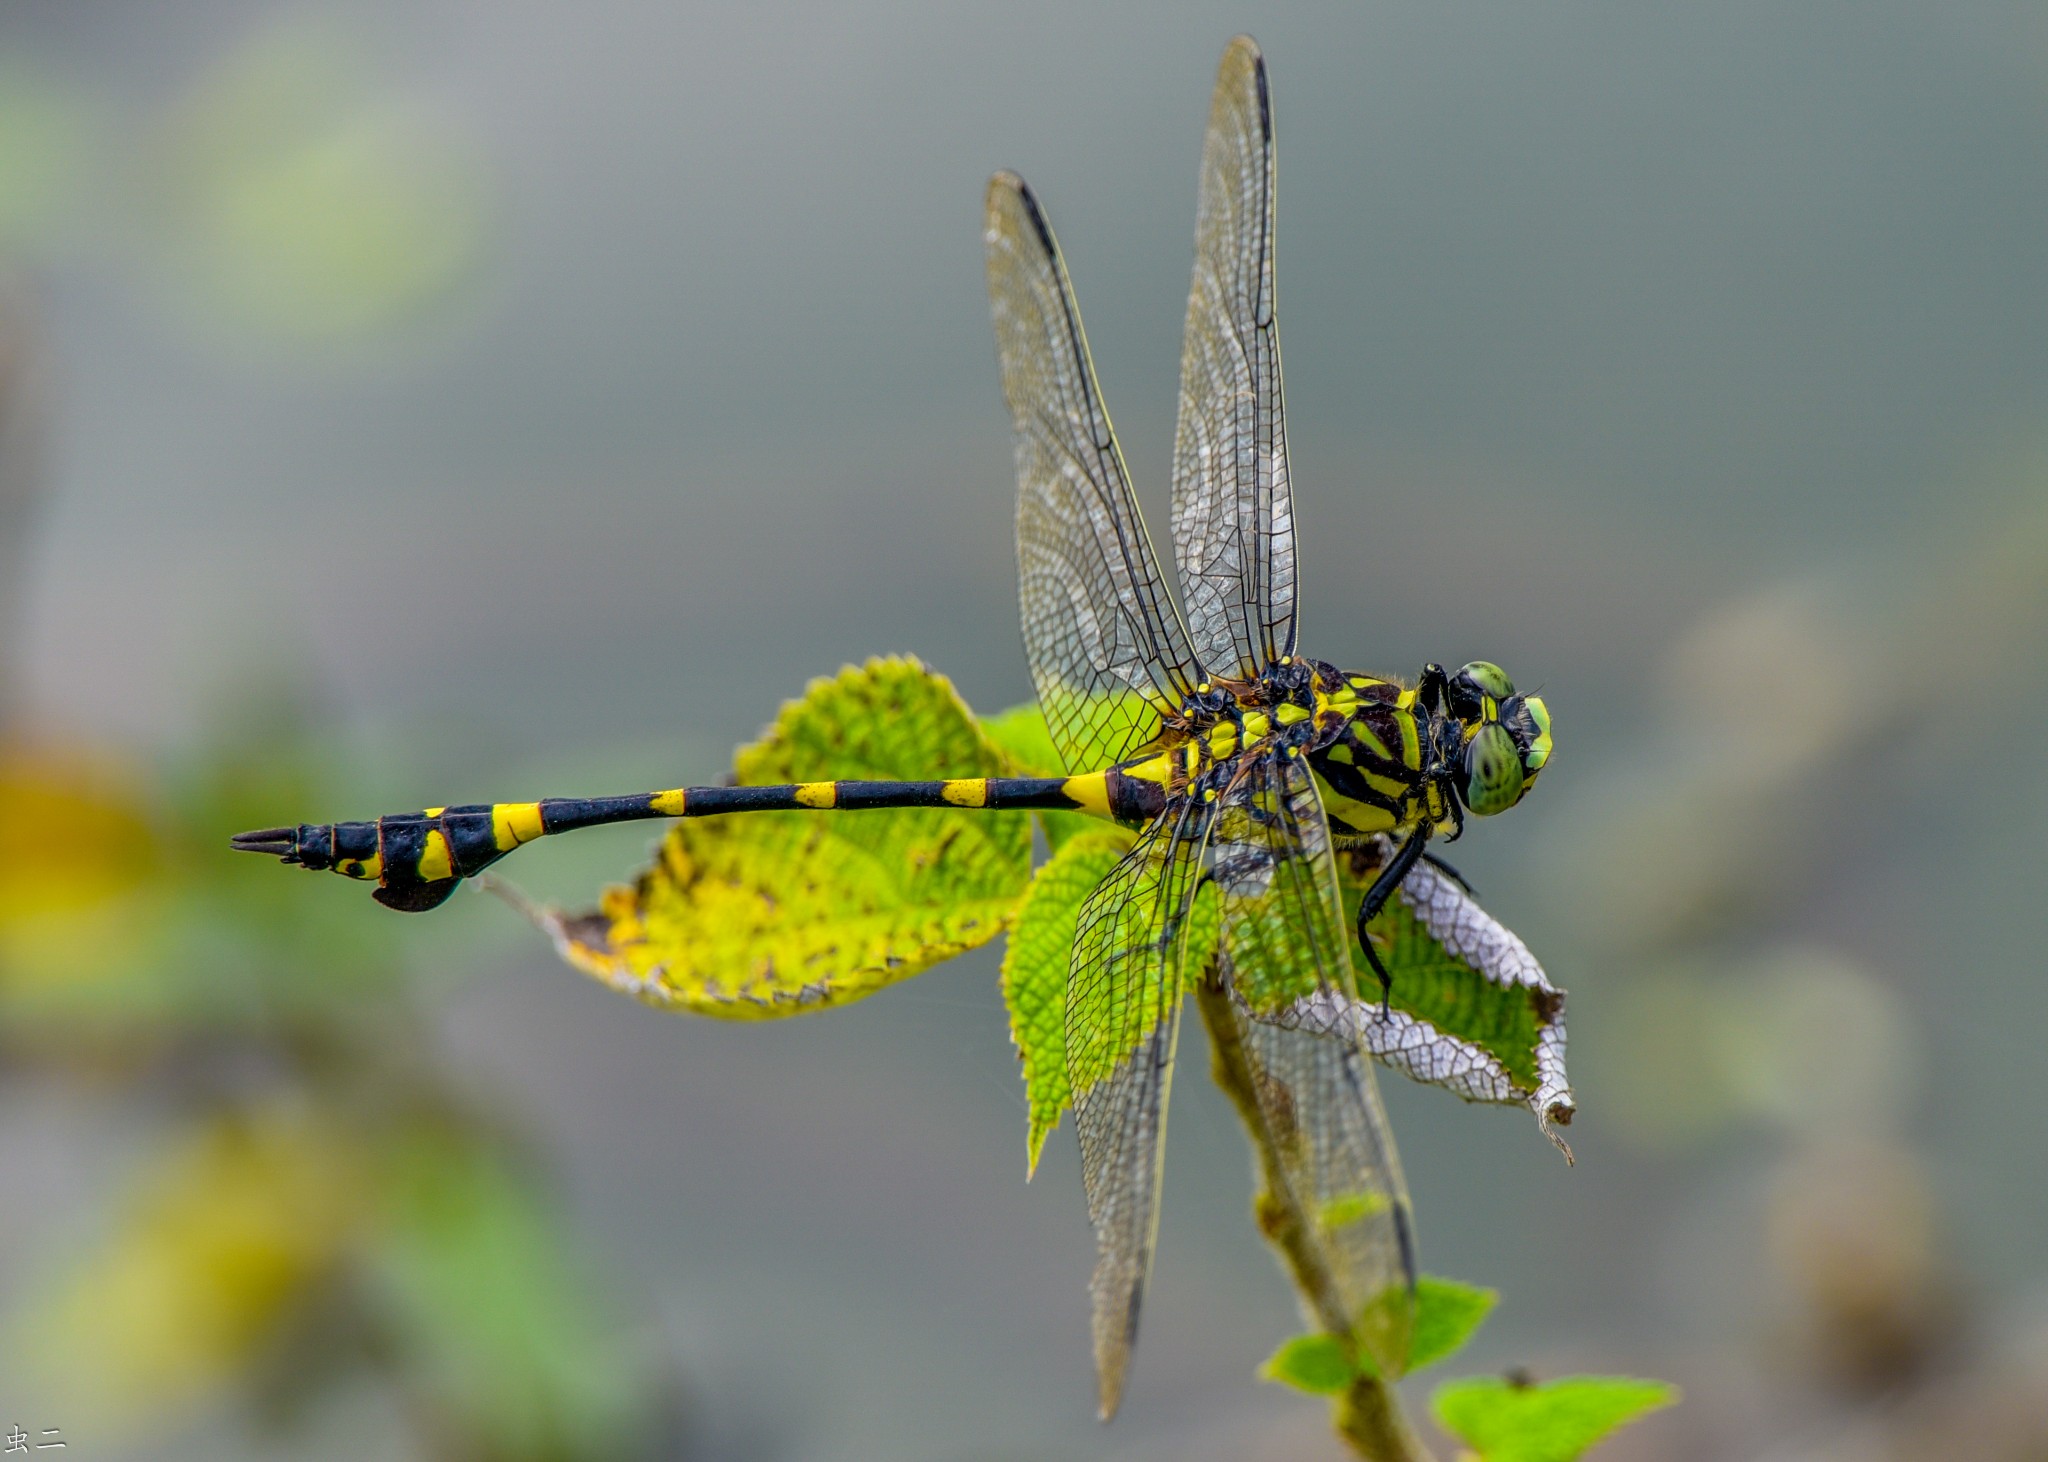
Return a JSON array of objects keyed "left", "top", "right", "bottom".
[{"left": 1195, "top": 976, "right": 1436, "bottom": 1462}]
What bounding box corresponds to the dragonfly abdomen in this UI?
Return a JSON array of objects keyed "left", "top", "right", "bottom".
[{"left": 232, "top": 773, "right": 1135, "bottom": 912}]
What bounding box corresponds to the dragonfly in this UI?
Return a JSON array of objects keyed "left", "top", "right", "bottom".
[{"left": 233, "top": 36, "right": 1551, "bottom": 1417}]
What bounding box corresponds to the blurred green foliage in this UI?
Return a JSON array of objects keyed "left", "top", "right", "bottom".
[
  {"left": 0, "top": 696, "right": 674, "bottom": 1459},
  {"left": 146, "top": 12, "right": 493, "bottom": 344}
]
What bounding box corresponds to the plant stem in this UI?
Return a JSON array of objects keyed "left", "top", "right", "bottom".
[{"left": 1195, "top": 976, "right": 1437, "bottom": 1462}]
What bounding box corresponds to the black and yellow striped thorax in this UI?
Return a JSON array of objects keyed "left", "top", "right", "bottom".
[
  {"left": 1303, "top": 673, "right": 1444, "bottom": 840},
  {"left": 1096, "top": 659, "right": 1437, "bottom": 841}
]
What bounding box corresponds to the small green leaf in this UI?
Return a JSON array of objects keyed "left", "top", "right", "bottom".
[
  {"left": 1432, "top": 1374, "right": 1678, "bottom": 1462},
  {"left": 1406, "top": 1275, "right": 1498, "bottom": 1373},
  {"left": 1000, "top": 829, "right": 1134, "bottom": 1172},
  {"left": 1317, "top": 1190, "right": 1391, "bottom": 1230},
  {"left": 1258, "top": 1333, "right": 1357, "bottom": 1395}
]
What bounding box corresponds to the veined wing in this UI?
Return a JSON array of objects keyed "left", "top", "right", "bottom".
[
  {"left": 1171, "top": 35, "right": 1297, "bottom": 681},
  {"left": 986, "top": 173, "right": 1203, "bottom": 772},
  {"left": 1209, "top": 752, "right": 1416, "bottom": 1372},
  {"left": 1065, "top": 798, "right": 1213, "bottom": 1419}
]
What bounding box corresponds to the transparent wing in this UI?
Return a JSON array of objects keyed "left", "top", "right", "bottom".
[
  {"left": 1210, "top": 752, "right": 1416, "bottom": 1371},
  {"left": 986, "top": 172, "right": 1203, "bottom": 772},
  {"left": 1171, "top": 35, "right": 1298, "bottom": 681},
  {"left": 1064, "top": 799, "right": 1213, "bottom": 1418}
]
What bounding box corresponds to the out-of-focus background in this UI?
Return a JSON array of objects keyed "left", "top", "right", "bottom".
[{"left": 3, "top": 3, "right": 2046, "bottom": 1459}]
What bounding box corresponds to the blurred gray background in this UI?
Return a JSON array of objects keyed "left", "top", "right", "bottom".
[{"left": 4, "top": 2, "right": 2047, "bottom": 1458}]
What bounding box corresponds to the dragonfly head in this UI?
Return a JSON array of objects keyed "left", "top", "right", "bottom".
[{"left": 1441, "top": 661, "right": 1551, "bottom": 816}]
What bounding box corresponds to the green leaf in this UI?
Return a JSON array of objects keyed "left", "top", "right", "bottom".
[
  {"left": 1316, "top": 1190, "right": 1391, "bottom": 1230},
  {"left": 547, "top": 659, "right": 1035, "bottom": 1017},
  {"left": 978, "top": 700, "right": 1099, "bottom": 853},
  {"left": 1432, "top": 1375, "right": 1678, "bottom": 1462},
  {"left": 1407, "top": 1275, "right": 1498, "bottom": 1373},
  {"left": 977, "top": 699, "right": 1065, "bottom": 775},
  {"left": 1000, "top": 829, "right": 1135, "bottom": 1172},
  {"left": 1258, "top": 1333, "right": 1357, "bottom": 1395},
  {"left": 372, "top": 1125, "right": 654, "bottom": 1460},
  {"left": 1321, "top": 844, "right": 1576, "bottom": 1154},
  {"left": 1255, "top": 1271, "right": 1494, "bottom": 1404}
]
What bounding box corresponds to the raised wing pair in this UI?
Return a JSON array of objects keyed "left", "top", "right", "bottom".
[{"left": 233, "top": 37, "right": 1552, "bottom": 1418}]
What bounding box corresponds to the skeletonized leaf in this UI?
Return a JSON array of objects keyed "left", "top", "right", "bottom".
[
  {"left": 1264, "top": 840, "right": 1575, "bottom": 1155},
  {"left": 544, "top": 659, "right": 1033, "bottom": 1017}
]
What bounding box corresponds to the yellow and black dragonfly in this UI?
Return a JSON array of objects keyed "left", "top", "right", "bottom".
[{"left": 234, "top": 37, "right": 1551, "bottom": 1416}]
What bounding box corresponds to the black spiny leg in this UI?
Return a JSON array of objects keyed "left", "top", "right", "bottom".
[
  {"left": 1421, "top": 852, "right": 1474, "bottom": 894},
  {"left": 1355, "top": 827, "right": 1431, "bottom": 1018}
]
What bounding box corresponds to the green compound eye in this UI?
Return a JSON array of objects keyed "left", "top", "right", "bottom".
[
  {"left": 1461, "top": 721, "right": 1525, "bottom": 816},
  {"left": 1516, "top": 694, "right": 1552, "bottom": 775},
  {"left": 1455, "top": 661, "right": 1515, "bottom": 701}
]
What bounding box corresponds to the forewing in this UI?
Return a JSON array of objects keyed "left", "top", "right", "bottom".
[
  {"left": 1065, "top": 800, "right": 1213, "bottom": 1418},
  {"left": 986, "top": 173, "right": 1202, "bottom": 772},
  {"left": 1210, "top": 753, "right": 1417, "bottom": 1371},
  {"left": 1171, "top": 35, "right": 1297, "bottom": 680}
]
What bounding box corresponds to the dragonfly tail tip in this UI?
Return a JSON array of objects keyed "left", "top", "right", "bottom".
[{"left": 230, "top": 827, "right": 298, "bottom": 860}]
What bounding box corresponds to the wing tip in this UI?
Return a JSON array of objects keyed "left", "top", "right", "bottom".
[
  {"left": 1090, "top": 1242, "right": 1147, "bottom": 1421},
  {"left": 1092, "top": 1317, "right": 1135, "bottom": 1421},
  {"left": 1214, "top": 36, "right": 1271, "bottom": 149},
  {"left": 985, "top": 170, "right": 1056, "bottom": 260}
]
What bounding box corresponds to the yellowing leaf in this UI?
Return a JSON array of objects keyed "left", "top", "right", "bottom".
[
  {"left": 0, "top": 744, "right": 159, "bottom": 929},
  {"left": 1001, "top": 829, "right": 1135, "bottom": 1172},
  {"left": 547, "top": 659, "right": 1034, "bottom": 1017},
  {"left": 0, "top": 744, "right": 166, "bottom": 996},
  {"left": 15, "top": 1110, "right": 366, "bottom": 1428}
]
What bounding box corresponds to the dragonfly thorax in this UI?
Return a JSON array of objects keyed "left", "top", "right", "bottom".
[{"left": 1305, "top": 659, "right": 1551, "bottom": 841}]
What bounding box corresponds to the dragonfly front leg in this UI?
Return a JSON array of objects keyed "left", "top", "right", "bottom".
[{"left": 1355, "top": 826, "right": 1431, "bottom": 1017}]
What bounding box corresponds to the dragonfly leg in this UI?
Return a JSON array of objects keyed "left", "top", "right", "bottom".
[
  {"left": 1355, "top": 827, "right": 1431, "bottom": 1018},
  {"left": 1421, "top": 852, "right": 1473, "bottom": 894}
]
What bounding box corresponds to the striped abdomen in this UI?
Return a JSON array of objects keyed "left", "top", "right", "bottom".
[{"left": 232, "top": 771, "right": 1162, "bottom": 912}]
